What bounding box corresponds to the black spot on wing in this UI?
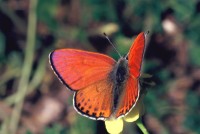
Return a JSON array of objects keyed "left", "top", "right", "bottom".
[
  {"left": 92, "top": 112, "right": 97, "bottom": 116},
  {"left": 73, "top": 92, "right": 106, "bottom": 120},
  {"left": 81, "top": 98, "right": 85, "bottom": 102},
  {"left": 94, "top": 107, "right": 98, "bottom": 111},
  {"left": 77, "top": 103, "right": 81, "bottom": 107}
]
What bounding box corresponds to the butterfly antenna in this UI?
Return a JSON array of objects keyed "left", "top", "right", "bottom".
[{"left": 103, "top": 33, "right": 122, "bottom": 58}]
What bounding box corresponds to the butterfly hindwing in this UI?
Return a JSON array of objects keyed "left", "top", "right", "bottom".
[
  {"left": 115, "top": 76, "right": 139, "bottom": 118},
  {"left": 50, "top": 49, "right": 116, "bottom": 90},
  {"left": 74, "top": 78, "right": 114, "bottom": 120}
]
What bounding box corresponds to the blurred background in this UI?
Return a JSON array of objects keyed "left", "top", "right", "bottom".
[{"left": 0, "top": 0, "right": 200, "bottom": 134}]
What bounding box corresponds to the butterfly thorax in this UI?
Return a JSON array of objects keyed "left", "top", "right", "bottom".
[
  {"left": 110, "top": 57, "right": 129, "bottom": 111},
  {"left": 115, "top": 58, "right": 129, "bottom": 84}
]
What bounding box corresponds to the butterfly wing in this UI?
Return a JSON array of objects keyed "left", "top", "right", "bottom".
[
  {"left": 128, "top": 32, "right": 146, "bottom": 78},
  {"left": 74, "top": 78, "right": 114, "bottom": 120},
  {"left": 115, "top": 32, "right": 146, "bottom": 118},
  {"left": 115, "top": 76, "right": 139, "bottom": 118},
  {"left": 49, "top": 49, "right": 116, "bottom": 90},
  {"left": 50, "top": 49, "right": 116, "bottom": 120}
]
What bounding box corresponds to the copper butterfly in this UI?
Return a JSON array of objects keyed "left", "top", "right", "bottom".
[{"left": 49, "top": 32, "right": 147, "bottom": 120}]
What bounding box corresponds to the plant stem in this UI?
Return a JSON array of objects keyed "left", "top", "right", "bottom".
[
  {"left": 136, "top": 119, "right": 149, "bottom": 134},
  {"left": 9, "top": 0, "right": 38, "bottom": 133},
  {"left": 5, "top": 48, "right": 51, "bottom": 106}
]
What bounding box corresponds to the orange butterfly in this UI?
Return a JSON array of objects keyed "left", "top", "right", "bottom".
[{"left": 49, "top": 32, "right": 147, "bottom": 120}]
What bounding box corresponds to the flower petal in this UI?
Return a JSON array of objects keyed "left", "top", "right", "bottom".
[
  {"left": 105, "top": 118, "right": 123, "bottom": 134},
  {"left": 124, "top": 100, "right": 141, "bottom": 122}
]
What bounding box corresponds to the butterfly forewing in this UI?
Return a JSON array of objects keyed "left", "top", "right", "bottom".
[
  {"left": 128, "top": 32, "right": 146, "bottom": 78},
  {"left": 115, "top": 32, "right": 146, "bottom": 118},
  {"left": 50, "top": 49, "right": 116, "bottom": 90}
]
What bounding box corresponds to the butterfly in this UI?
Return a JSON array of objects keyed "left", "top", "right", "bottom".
[{"left": 49, "top": 32, "right": 147, "bottom": 120}]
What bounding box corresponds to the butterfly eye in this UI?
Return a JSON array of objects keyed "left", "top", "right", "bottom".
[{"left": 122, "top": 54, "right": 128, "bottom": 60}]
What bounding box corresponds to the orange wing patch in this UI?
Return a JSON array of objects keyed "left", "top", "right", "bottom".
[
  {"left": 74, "top": 78, "right": 114, "bottom": 120},
  {"left": 115, "top": 75, "right": 139, "bottom": 118}
]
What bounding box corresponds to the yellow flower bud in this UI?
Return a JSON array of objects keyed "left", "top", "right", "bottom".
[
  {"left": 105, "top": 118, "right": 123, "bottom": 134},
  {"left": 124, "top": 98, "right": 144, "bottom": 122}
]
